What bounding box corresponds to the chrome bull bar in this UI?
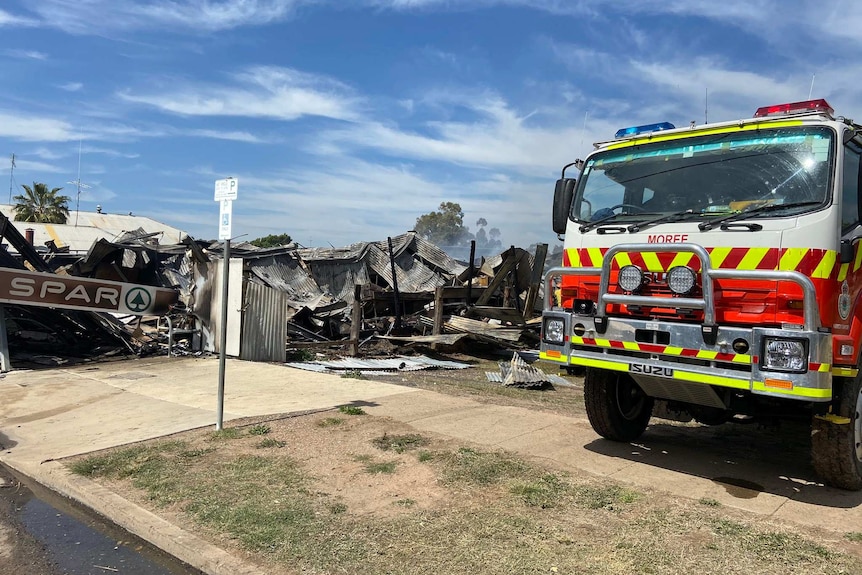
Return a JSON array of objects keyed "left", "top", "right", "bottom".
[{"left": 544, "top": 243, "right": 821, "bottom": 333}]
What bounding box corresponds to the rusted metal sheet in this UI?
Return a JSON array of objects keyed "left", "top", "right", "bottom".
[
  {"left": 0, "top": 268, "right": 177, "bottom": 315},
  {"left": 240, "top": 281, "right": 288, "bottom": 362}
]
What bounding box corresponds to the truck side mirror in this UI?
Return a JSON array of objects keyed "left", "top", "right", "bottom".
[
  {"left": 553, "top": 178, "right": 577, "bottom": 235},
  {"left": 841, "top": 239, "right": 856, "bottom": 264}
]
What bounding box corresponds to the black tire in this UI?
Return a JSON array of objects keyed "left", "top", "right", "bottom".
[
  {"left": 584, "top": 368, "right": 653, "bottom": 441},
  {"left": 811, "top": 375, "right": 862, "bottom": 490}
]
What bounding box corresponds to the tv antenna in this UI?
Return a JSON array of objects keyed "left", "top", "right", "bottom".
[
  {"left": 67, "top": 140, "right": 91, "bottom": 227},
  {"left": 8, "top": 153, "right": 15, "bottom": 203},
  {"left": 705, "top": 87, "right": 709, "bottom": 124}
]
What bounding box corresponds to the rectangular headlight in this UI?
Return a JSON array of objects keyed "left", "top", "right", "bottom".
[
  {"left": 762, "top": 337, "right": 808, "bottom": 373},
  {"left": 543, "top": 318, "right": 565, "bottom": 344}
]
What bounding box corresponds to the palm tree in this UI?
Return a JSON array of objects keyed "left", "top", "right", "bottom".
[{"left": 12, "top": 182, "right": 71, "bottom": 224}]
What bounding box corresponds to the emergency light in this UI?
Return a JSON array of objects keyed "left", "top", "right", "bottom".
[
  {"left": 753, "top": 99, "right": 834, "bottom": 118},
  {"left": 614, "top": 122, "right": 676, "bottom": 139}
]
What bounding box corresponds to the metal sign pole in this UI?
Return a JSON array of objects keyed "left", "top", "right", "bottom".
[
  {"left": 213, "top": 176, "right": 238, "bottom": 431},
  {"left": 216, "top": 238, "right": 230, "bottom": 430}
]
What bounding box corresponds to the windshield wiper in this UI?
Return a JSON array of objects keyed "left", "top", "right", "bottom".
[
  {"left": 579, "top": 211, "right": 662, "bottom": 233},
  {"left": 698, "top": 201, "right": 822, "bottom": 231},
  {"left": 627, "top": 209, "right": 697, "bottom": 233},
  {"left": 579, "top": 213, "right": 623, "bottom": 233}
]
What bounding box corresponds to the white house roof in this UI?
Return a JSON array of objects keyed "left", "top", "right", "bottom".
[{"left": 1, "top": 204, "right": 188, "bottom": 254}]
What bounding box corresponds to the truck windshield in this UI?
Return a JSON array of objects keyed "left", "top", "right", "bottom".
[{"left": 573, "top": 126, "right": 834, "bottom": 224}]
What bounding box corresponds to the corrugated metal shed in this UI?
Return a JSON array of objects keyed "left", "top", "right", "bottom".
[{"left": 241, "top": 282, "right": 288, "bottom": 362}]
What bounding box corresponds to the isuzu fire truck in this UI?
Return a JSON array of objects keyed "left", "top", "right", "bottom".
[{"left": 540, "top": 99, "right": 862, "bottom": 489}]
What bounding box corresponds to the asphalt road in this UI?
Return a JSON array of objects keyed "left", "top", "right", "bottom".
[
  {"left": 0, "top": 471, "right": 63, "bottom": 575},
  {"left": 0, "top": 466, "right": 203, "bottom": 575}
]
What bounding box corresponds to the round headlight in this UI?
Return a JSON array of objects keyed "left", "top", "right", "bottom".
[
  {"left": 667, "top": 265, "right": 696, "bottom": 295},
  {"left": 618, "top": 265, "right": 644, "bottom": 293},
  {"left": 543, "top": 318, "right": 565, "bottom": 344}
]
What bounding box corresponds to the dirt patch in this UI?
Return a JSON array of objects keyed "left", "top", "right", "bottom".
[{"left": 68, "top": 405, "right": 862, "bottom": 575}]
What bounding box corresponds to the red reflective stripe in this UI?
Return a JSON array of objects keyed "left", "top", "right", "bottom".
[{"left": 639, "top": 343, "right": 665, "bottom": 354}]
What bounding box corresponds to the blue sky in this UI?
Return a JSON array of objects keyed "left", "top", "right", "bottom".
[{"left": 1, "top": 0, "right": 860, "bottom": 250}]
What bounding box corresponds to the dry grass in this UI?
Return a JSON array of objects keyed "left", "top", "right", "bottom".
[{"left": 67, "top": 409, "right": 862, "bottom": 575}]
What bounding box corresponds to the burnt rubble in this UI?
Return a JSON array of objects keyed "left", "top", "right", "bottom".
[{"left": 1, "top": 212, "right": 551, "bottom": 366}]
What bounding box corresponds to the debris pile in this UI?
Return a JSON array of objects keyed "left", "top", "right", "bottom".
[
  {"left": 285, "top": 354, "right": 470, "bottom": 376},
  {"left": 485, "top": 352, "right": 573, "bottom": 389},
  {"left": 1, "top": 207, "right": 552, "bottom": 367}
]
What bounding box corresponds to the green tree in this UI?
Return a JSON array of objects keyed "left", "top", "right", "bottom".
[
  {"left": 12, "top": 182, "right": 71, "bottom": 224},
  {"left": 414, "top": 202, "right": 473, "bottom": 248},
  {"left": 251, "top": 233, "right": 292, "bottom": 248}
]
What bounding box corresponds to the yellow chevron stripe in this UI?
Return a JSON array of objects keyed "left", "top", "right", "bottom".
[
  {"left": 779, "top": 248, "right": 806, "bottom": 271},
  {"left": 614, "top": 252, "right": 633, "bottom": 268},
  {"left": 669, "top": 252, "right": 694, "bottom": 269},
  {"left": 738, "top": 247, "right": 770, "bottom": 270},
  {"left": 817, "top": 363, "right": 832, "bottom": 373},
  {"left": 838, "top": 262, "right": 850, "bottom": 282},
  {"left": 569, "top": 338, "right": 751, "bottom": 364},
  {"left": 710, "top": 247, "right": 732, "bottom": 268},
  {"left": 812, "top": 250, "right": 837, "bottom": 279},
  {"left": 641, "top": 252, "right": 663, "bottom": 272},
  {"left": 586, "top": 248, "right": 603, "bottom": 267},
  {"left": 566, "top": 248, "right": 581, "bottom": 268},
  {"left": 855, "top": 246, "right": 862, "bottom": 272}
]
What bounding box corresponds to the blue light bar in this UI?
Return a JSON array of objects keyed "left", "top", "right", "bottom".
[{"left": 614, "top": 121, "right": 676, "bottom": 139}]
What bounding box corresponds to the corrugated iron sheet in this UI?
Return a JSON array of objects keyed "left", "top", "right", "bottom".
[
  {"left": 285, "top": 355, "right": 470, "bottom": 373},
  {"left": 485, "top": 353, "right": 572, "bottom": 388},
  {"left": 240, "top": 281, "right": 288, "bottom": 362}
]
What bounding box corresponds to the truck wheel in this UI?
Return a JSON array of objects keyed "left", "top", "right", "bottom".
[
  {"left": 584, "top": 368, "right": 653, "bottom": 441},
  {"left": 811, "top": 375, "right": 862, "bottom": 490}
]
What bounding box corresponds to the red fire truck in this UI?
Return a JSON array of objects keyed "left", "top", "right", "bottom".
[{"left": 540, "top": 99, "right": 862, "bottom": 489}]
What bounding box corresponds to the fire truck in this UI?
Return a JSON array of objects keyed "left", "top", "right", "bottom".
[{"left": 539, "top": 99, "right": 862, "bottom": 490}]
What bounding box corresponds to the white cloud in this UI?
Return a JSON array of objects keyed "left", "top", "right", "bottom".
[
  {"left": 30, "top": 147, "right": 66, "bottom": 161},
  {"left": 81, "top": 145, "right": 140, "bottom": 159},
  {"left": 120, "top": 66, "right": 362, "bottom": 122},
  {"left": 183, "top": 129, "right": 267, "bottom": 143},
  {"left": 0, "top": 8, "right": 38, "bottom": 27},
  {"left": 26, "top": 0, "right": 301, "bottom": 33},
  {"left": 59, "top": 82, "right": 83, "bottom": 92},
  {"left": 4, "top": 49, "right": 48, "bottom": 60},
  {"left": 0, "top": 112, "right": 79, "bottom": 142},
  {"left": 315, "top": 94, "right": 593, "bottom": 175},
  {"left": 11, "top": 158, "right": 64, "bottom": 173}
]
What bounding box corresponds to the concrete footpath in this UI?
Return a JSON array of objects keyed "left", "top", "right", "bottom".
[{"left": 1, "top": 356, "right": 860, "bottom": 574}]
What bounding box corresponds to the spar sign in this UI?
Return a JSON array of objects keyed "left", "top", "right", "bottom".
[{"left": 0, "top": 268, "right": 178, "bottom": 315}]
